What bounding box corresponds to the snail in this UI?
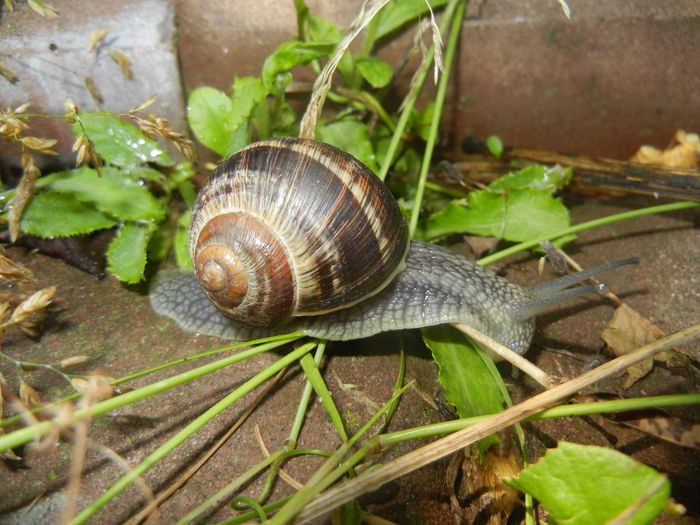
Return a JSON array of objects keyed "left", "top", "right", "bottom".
[{"left": 150, "top": 137, "right": 636, "bottom": 354}]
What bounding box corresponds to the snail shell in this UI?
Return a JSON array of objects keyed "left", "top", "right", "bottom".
[{"left": 190, "top": 137, "right": 409, "bottom": 327}]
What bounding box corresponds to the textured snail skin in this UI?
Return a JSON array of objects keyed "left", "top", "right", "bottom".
[{"left": 150, "top": 240, "right": 536, "bottom": 354}]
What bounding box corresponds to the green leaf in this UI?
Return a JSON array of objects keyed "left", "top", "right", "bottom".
[
  {"left": 415, "top": 102, "right": 435, "bottom": 142},
  {"left": 171, "top": 162, "right": 196, "bottom": 208},
  {"left": 227, "top": 76, "right": 269, "bottom": 155},
  {"left": 187, "top": 86, "right": 235, "bottom": 157},
  {"left": 38, "top": 166, "right": 165, "bottom": 222},
  {"left": 356, "top": 56, "right": 393, "bottom": 88},
  {"left": 485, "top": 135, "right": 504, "bottom": 158},
  {"left": 423, "top": 325, "right": 504, "bottom": 452},
  {"left": 489, "top": 164, "right": 572, "bottom": 194},
  {"left": 174, "top": 210, "right": 192, "bottom": 269},
  {"left": 73, "top": 114, "right": 172, "bottom": 167},
  {"left": 505, "top": 442, "right": 671, "bottom": 525},
  {"left": 106, "top": 222, "right": 155, "bottom": 283},
  {"left": 306, "top": 16, "right": 355, "bottom": 84},
  {"left": 262, "top": 40, "right": 335, "bottom": 93},
  {"left": 20, "top": 191, "right": 116, "bottom": 237},
  {"left": 337, "top": 500, "right": 363, "bottom": 525},
  {"left": 317, "top": 119, "right": 379, "bottom": 172},
  {"left": 423, "top": 189, "right": 571, "bottom": 243},
  {"left": 371, "top": 0, "right": 449, "bottom": 41}
]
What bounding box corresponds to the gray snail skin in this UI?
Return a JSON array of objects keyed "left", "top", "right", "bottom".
[{"left": 150, "top": 137, "right": 636, "bottom": 354}]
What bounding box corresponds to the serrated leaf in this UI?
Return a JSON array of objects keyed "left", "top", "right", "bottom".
[
  {"left": 505, "top": 441, "right": 670, "bottom": 525},
  {"left": 356, "top": 56, "right": 393, "bottom": 88},
  {"left": 261, "top": 40, "right": 335, "bottom": 93},
  {"left": 317, "top": 119, "right": 379, "bottom": 172},
  {"left": 371, "top": 0, "right": 449, "bottom": 42},
  {"left": 187, "top": 86, "right": 235, "bottom": 157},
  {"left": 174, "top": 210, "right": 192, "bottom": 269},
  {"left": 73, "top": 114, "right": 172, "bottom": 167},
  {"left": 38, "top": 166, "right": 165, "bottom": 222},
  {"left": 423, "top": 189, "right": 571, "bottom": 243},
  {"left": 106, "top": 222, "right": 155, "bottom": 283},
  {"left": 423, "top": 325, "right": 505, "bottom": 452},
  {"left": 489, "top": 165, "right": 572, "bottom": 194},
  {"left": 20, "top": 191, "right": 116, "bottom": 237}
]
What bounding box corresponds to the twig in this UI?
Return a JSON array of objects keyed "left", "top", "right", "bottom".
[
  {"left": 293, "top": 323, "right": 700, "bottom": 522},
  {"left": 451, "top": 323, "right": 555, "bottom": 388}
]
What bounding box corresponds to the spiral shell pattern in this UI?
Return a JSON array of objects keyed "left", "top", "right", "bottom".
[{"left": 190, "top": 137, "right": 410, "bottom": 327}]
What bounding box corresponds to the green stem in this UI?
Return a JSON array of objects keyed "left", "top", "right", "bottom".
[
  {"left": 408, "top": 0, "right": 466, "bottom": 237},
  {"left": 0, "top": 335, "right": 302, "bottom": 452},
  {"left": 377, "top": 0, "right": 461, "bottom": 182},
  {"left": 379, "top": 393, "right": 700, "bottom": 447},
  {"left": 70, "top": 341, "right": 317, "bottom": 524},
  {"left": 478, "top": 201, "right": 699, "bottom": 266},
  {"left": 175, "top": 449, "right": 286, "bottom": 525}
]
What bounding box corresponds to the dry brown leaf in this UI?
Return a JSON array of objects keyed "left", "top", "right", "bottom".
[
  {"left": 83, "top": 76, "right": 104, "bottom": 104},
  {"left": 19, "top": 380, "right": 41, "bottom": 407},
  {"left": 20, "top": 135, "right": 57, "bottom": 153},
  {"left": 601, "top": 304, "right": 686, "bottom": 388},
  {"left": 7, "top": 149, "right": 40, "bottom": 242},
  {"left": 59, "top": 355, "right": 91, "bottom": 369},
  {"left": 89, "top": 27, "right": 109, "bottom": 51},
  {"left": 447, "top": 446, "right": 522, "bottom": 524},
  {"left": 0, "top": 61, "right": 18, "bottom": 83},
  {"left": 616, "top": 411, "right": 700, "bottom": 450},
  {"left": 631, "top": 130, "right": 699, "bottom": 168},
  {"left": 107, "top": 50, "right": 133, "bottom": 80}
]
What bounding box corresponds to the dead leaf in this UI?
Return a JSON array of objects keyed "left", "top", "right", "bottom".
[
  {"left": 616, "top": 411, "right": 700, "bottom": 450},
  {"left": 107, "top": 50, "right": 133, "bottom": 80},
  {"left": 631, "top": 130, "right": 699, "bottom": 169},
  {"left": 601, "top": 304, "right": 687, "bottom": 388}
]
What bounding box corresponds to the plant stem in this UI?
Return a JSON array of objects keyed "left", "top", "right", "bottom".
[
  {"left": 70, "top": 342, "right": 317, "bottom": 524},
  {"left": 377, "top": 0, "right": 461, "bottom": 182},
  {"left": 408, "top": 0, "right": 466, "bottom": 237},
  {"left": 478, "top": 201, "right": 699, "bottom": 265},
  {"left": 0, "top": 336, "right": 301, "bottom": 452}
]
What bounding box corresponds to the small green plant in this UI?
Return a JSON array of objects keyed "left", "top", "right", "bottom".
[{"left": 0, "top": 102, "right": 196, "bottom": 283}]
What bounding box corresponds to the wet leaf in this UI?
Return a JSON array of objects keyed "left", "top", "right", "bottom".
[
  {"left": 73, "top": 113, "right": 173, "bottom": 167},
  {"left": 505, "top": 441, "right": 671, "bottom": 525},
  {"left": 174, "top": 210, "right": 192, "bottom": 269},
  {"left": 20, "top": 191, "right": 116, "bottom": 237},
  {"left": 37, "top": 166, "right": 165, "bottom": 222},
  {"left": 187, "top": 86, "right": 234, "bottom": 157}
]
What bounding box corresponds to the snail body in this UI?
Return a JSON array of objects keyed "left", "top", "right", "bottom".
[{"left": 150, "top": 137, "right": 635, "bottom": 354}]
